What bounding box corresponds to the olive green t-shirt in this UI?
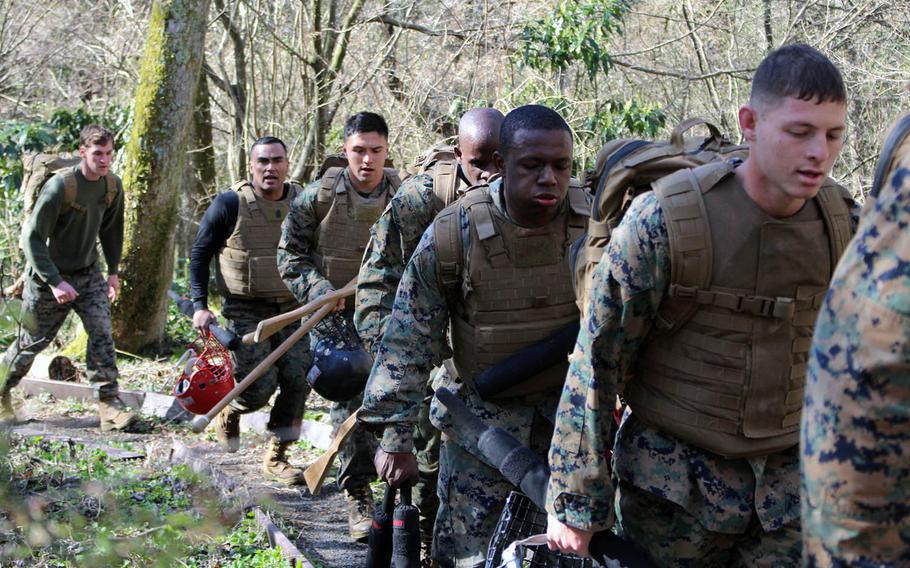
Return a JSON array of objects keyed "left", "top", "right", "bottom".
[{"left": 21, "top": 166, "right": 124, "bottom": 286}]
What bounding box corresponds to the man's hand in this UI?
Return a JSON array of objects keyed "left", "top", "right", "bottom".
[
  {"left": 332, "top": 296, "right": 346, "bottom": 312},
  {"left": 374, "top": 448, "right": 419, "bottom": 488},
  {"left": 193, "top": 309, "right": 217, "bottom": 334},
  {"left": 51, "top": 281, "right": 79, "bottom": 304},
  {"left": 107, "top": 274, "right": 120, "bottom": 302},
  {"left": 546, "top": 515, "right": 594, "bottom": 557}
]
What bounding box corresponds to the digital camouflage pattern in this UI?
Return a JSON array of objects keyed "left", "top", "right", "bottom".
[
  {"left": 355, "top": 172, "right": 437, "bottom": 354},
  {"left": 277, "top": 170, "right": 397, "bottom": 303},
  {"left": 545, "top": 187, "right": 857, "bottom": 563},
  {"left": 360, "top": 179, "right": 560, "bottom": 565},
  {"left": 220, "top": 297, "right": 312, "bottom": 442},
  {"left": 801, "top": 128, "right": 910, "bottom": 566},
  {"left": 278, "top": 169, "right": 389, "bottom": 491},
  {"left": 2, "top": 266, "right": 120, "bottom": 399},
  {"left": 354, "top": 171, "right": 451, "bottom": 555},
  {"left": 617, "top": 480, "right": 801, "bottom": 567}
]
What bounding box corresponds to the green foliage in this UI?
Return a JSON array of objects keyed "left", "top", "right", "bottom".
[
  {"left": 0, "top": 434, "right": 253, "bottom": 567},
  {"left": 0, "top": 298, "right": 34, "bottom": 349},
  {"left": 181, "top": 511, "right": 288, "bottom": 568},
  {"left": 519, "top": 0, "right": 630, "bottom": 78}
]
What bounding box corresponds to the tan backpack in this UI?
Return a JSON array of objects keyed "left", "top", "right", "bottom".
[
  {"left": 571, "top": 118, "right": 749, "bottom": 310},
  {"left": 22, "top": 152, "right": 118, "bottom": 215},
  {"left": 407, "top": 144, "right": 460, "bottom": 208}
]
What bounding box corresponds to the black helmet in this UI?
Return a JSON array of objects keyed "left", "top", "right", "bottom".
[{"left": 307, "top": 314, "right": 373, "bottom": 402}]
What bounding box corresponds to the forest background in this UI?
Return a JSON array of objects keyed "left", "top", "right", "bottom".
[{"left": 0, "top": 0, "right": 907, "bottom": 351}]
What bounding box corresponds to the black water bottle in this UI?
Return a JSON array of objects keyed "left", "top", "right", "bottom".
[
  {"left": 391, "top": 483, "right": 421, "bottom": 567},
  {"left": 365, "top": 484, "right": 396, "bottom": 567}
]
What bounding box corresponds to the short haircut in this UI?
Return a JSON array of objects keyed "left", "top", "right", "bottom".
[
  {"left": 751, "top": 44, "right": 846, "bottom": 109},
  {"left": 344, "top": 112, "right": 389, "bottom": 140},
  {"left": 499, "top": 105, "right": 571, "bottom": 157},
  {"left": 250, "top": 136, "right": 287, "bottom": 155},
  {"left": 79, "top": 124, "right": 115, "bottom": 148}
]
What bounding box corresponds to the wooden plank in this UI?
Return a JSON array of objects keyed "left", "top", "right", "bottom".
[
  {"left": 17, "top": 377, "right": 333, "bottom": 449},
  {"left": 253, "top": 507, "right": 314, "bottom": 568}
]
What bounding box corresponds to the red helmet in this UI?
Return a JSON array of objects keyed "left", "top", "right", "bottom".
[{"left": 173, "top": 332, "right": 234, "bottom": 415}]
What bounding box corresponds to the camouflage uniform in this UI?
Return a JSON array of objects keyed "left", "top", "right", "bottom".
[
  {"left": 355, "top": 172, "right": 449, "bottom": 554},
  {"left": 3, "top": 265, "right": 119, "bottom": 398},
  {"left": 2, "top": 168, "right": 124, "bottom": 400},
  {"left": 360, "top": 179, "right": 570, "bottom": 566},
  {"left": 278, "top": 169, "right": 398, "bottom": 493},
  {"left": 546, "top": 186, "right": 859, "bottom": 567},
  {"left": 802, "top": 120, "right": 910, "bottom": 566}
]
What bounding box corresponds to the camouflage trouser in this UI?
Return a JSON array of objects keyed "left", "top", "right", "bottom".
[
  {"left": 1, "top": 266, "right": 119, "bottom": 399},
  {"left": 222, "top": 297, "right": 312, "bottom": 442},
  {"left": 429, "top": 370, "right": 556, "bottom": 567},
  {"left": 616, "top": 481, "right": 801, "bottom": 567},
  {"left": 414, "top": 382, "right": 441, "bottom": 555},
  {"left": 326, "top": 310, "right": 378, "bottom": 492},
  {"left": 330, "top": 391, "right": 378, "bottom": 492}
]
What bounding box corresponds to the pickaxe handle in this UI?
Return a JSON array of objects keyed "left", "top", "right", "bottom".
[
  {"left": 191, "top": 301, "right": 335, "bottom": 433},
  {"left": 243, "top": 278, "right": 356, "bottom": 345}
]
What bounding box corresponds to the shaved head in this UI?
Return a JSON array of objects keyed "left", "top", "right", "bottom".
[
  {"left": 458, "top": 108, "right": 504, "bottom": 147},
  {"left": 455, "top": 108, "right": 505, "bottom": 185}
]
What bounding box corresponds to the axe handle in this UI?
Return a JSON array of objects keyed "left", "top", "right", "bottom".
[
  {"left": 303, "top": 409, "right": 360, "bottom": 494},
  {"left": 192, "top": 301, "right": 335, "bottom": 433},
  {"left": 243, "top": 279, "right": 357, "bottom": 345}
]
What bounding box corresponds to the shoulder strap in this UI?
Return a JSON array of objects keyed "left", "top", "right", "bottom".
[
  {"left": 567, "top": 180, "right": 592, "bottom": 226},
  {"left": 651, "top": 162, "right": 731, "bottom": 332},
  {"left": 103, "top": 175, "right": 119, "bottom": 207},
  {"left": 316, "top": 167, "right": 345, "bottom": 222},
  {"left": 383, "top": 168, "right": 402, "bottom": 191},
  {"left": 434, "top": 206, "right": 464, "bottom": 293},
  {"left": 815, "top": 180, "right": 854, "bottom": 270},
  {"left": 59, "top": 169, "right": 82, "bottom": 213},
  {"left": 431, "top": 160, "right": 460, "bottom": 210}
]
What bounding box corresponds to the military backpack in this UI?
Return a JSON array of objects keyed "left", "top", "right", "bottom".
[
  {"left": 571, "top": 118, "right": 749, "bottom": 312},
  {"left": 21, "top": 152, "right": 119, "bottom": 215}
]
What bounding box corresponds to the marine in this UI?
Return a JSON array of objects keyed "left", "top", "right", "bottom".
[
  {"left": 354, "top": 107, "right": 504, "bottom": 561},
  {"left": 801, "top": 113, "right": 910, "bottom": 565},
  {"left": 278, "top": 111, "right": 400, "bottom": 541},
  {"left": 358, "top": 104, "right": 591, "bottom": 566},
  {"left": 545, "top": 44, "right": 859, "bottom": 566},
  {"left": 190, "top": 136, "right": 311, "bottom": 485},
  {"left": 1, "top": 124, "right": 137, "bottom": 432}
]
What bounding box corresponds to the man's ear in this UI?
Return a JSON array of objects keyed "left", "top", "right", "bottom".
[
  {"left": 453, "top": 145, "right": 463, "bottom": 161},
  {"left": 738, "top": 104, "right": 759, "bottom": 142},
  {"left": 493, "top": 150, "right": 505, "bottom": 172}
]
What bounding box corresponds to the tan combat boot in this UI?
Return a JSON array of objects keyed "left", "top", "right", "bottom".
[
  {"left": 98, "top": 396, "right": 139, "bottom": 432},
  {"left": 261, "top": 438, "right": 306, "bottom": 486},
  {"left": 215, "top": 407, "right": 241, "bottom": 452},
  {"left": 345, "top": 484, "right": 374, "bottom": 542}
]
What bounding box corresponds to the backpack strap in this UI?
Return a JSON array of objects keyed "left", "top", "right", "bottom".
[
  {"left": 316, "top": 167, "right": 345, "bottom": 223},
  {"left": 815, "top": 180, "right": 854, "bottom": 270},
  {"left": 58, "top": 169, "right": 83, "bottom": 214},
  {"left": 103, "top": 175, "right": 119, "bottom": 208},
  {"left": 651, "top": 162, "right": 729, "bottom": 332},
  {"left": 430, "top": 160, "right": 460, "bottom": 212}
]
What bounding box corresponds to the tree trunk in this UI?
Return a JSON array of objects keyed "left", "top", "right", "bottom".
[{"left": 112, "top": 0, "right": 211, "bottom": 352}]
